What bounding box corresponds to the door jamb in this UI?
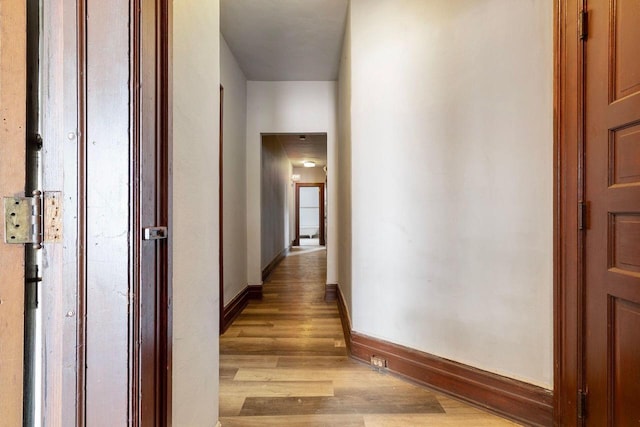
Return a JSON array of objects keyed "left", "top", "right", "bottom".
[
  {"left": 554, "top": 0, "right": 585, "bottom": 425},
  {"left": 219, "top": 84, "right": 224, "bottom": 333},
  {"left": 294, "top": 183, "right": 325, "bottom": 247},
  {"left": 137, "top": 0, "right": 173, "bottom": 421}
]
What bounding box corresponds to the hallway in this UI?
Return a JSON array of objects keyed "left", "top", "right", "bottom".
[{"left": 219, "top": 248, "right": 519, "bottom": 426}]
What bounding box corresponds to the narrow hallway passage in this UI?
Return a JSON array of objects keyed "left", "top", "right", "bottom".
[{"left": 219, "top": 248, "right": 519, "bottom": 426}]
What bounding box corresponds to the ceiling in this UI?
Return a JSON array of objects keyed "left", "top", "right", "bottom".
[
  {"left": 220, "top": 0, "right": 349, "bottom": 81},
  {"left": 265, "top": 133, "right": 327, "bottom": 168}
]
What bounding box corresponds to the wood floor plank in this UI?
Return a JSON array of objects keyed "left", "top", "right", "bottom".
[
  {"left": 233, "top": 367, "right": 405, "bottom": 384},
  {"left": 436, "top": 395, "right": 492, "bottom": 415},
  {"left": 220, "top": 395, "right": 247, "bottom": 417},
  {"left": 363, "top": 414, "right": 520, "bottom": 426},
  {"left": 219, "top": 247, "right": 520, "bottom": 426},
  {"left": 276, "top": 355, "right": 352, "bottom": 368},
  {"left": 220, "top": 355, "right": 280, "bottom": 369},
  {"left": 238, "top": 393, "right": 443, "bottom": 416},
  {"left": 219, "top": 414, "right": 366, "bottom": 426},
  {"left": 220, "top": 367, "right": 239, "bottom": 379},
  {"left": 232, "top": 326, "right": 344, "bottom": 339},
  {"left": 221, "top": 337, "right": 346, "bottom": 356},
  {"left": 220, "top": 379, "right": 334, "bottom": 398}
]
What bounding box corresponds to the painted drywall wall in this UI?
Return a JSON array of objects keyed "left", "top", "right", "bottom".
[
  {"left": 246, "top": 81, "right": 338, "bottom": 285},
  {"left": 347, "top": 0, "right": 553, "bottom": 388},
  {"left": 292, "top": 166, "right": 326, "bottom": 184},
  {"left": 337, "top": 4, "right": 353, "bottom": 316},
  {"left": 221, "top": 35, "right": 248, "bottom": 305},
  {"left": 261, "top": 136, "right": 292, "bottom": 268},
  {"left": 173, "top": 0, "right": 220, "bottom": 424}
]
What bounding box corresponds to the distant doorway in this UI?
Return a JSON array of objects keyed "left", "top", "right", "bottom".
[{"left": 294, "top": 183, "right": 325, "bottom": 246}]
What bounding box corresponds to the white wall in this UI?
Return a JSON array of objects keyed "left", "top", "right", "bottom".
[
  {"left": 347, "top": 0, "right": 553, "bottom": 388},
  {"left": 246, "top": 81, "right": 338, "bottom": 285},
  {"left": 261, "top": 136, "right": 292, "bottom": 268},
  {"left": 337, "top": 3, "right": 353, "bottom": 316},
  {"left": 173, "top": 0, "right": 220, "bottom": 424},
  {"left": 292, "top": 166, "right": 326, "bottom": 184},
  {"left": 221, "top": 35, "right": 248, "bottom": 305}
]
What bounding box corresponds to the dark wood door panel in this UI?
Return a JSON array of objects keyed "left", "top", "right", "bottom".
[
  {"left": 610, "top": 298, "right": 640, "bottom": 426},
  {"left": 585, "top": 0, "right": 640, "bottom": 425},
  {"left": 609, "top": 123, "right": 640, "bottom": 187},
  {"left": 609, "top": 214, "right": 640, "bottom": 274},
  {"left": 138, "top": 0, "right": 171, "bottom": 423},
  {"left": 610, "top": 0, "right": 640, "bottom": 102}
]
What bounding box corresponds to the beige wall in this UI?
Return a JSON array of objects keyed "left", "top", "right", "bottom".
[
  {"left": 261, "top": 136, "right": 292, "bottom": 268},
  {"left": 337, "top": 3, "right": 353, "bottom": 316},
  {"left": 172, "top": 0, "right": 220, "bottom": 424},
  {"left": 292, "top": 166, "right": 326, "bottom": 184},
  {"left": 345, "top": 0, "right": 553, "bottom": 388},
  {"left": 246, "top": 81, "right": 338, "bottom": 286},
  {"left": 221, "top": 35, "right": 248, "bottom": 305}
]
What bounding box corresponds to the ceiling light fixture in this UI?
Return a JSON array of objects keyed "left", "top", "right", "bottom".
[{"left": 303, "top": 161, "right": 315, "bottom": 168}]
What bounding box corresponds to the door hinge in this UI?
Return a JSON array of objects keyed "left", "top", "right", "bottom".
[
  {"left": 578, "top": 201, "right": 588, "bottom": 230},
  {"left": 578, "top": 389, "right": 588, "bottom": 419},
  {"left": 3, "top": 191, "right": 62, "bottom": 248},
  {"left": 579, "top": 10, "right": 588, "bottom": 40}
]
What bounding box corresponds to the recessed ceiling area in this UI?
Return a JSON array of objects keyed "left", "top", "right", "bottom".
[
  {"left": 220, "top": 0, "right": 348, "bottom": 81},
  {"left": 264, "top": 133, "right": 327, "bottom": 168}
]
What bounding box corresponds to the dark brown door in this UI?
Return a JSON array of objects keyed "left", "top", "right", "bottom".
[
  {"left": 584, "top": 1, "right": 640, "bottom": 424},
  {"left": 138, "top": 0, "right": 171, "bottom": 423}
]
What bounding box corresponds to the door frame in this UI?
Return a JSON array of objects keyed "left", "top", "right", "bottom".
[
  {"left": 219, "top": 84, "right": 224, "bottom": 333},
  {"left": 135, "top": 0, "right": 173, "bottom": 422},
  {"left": 294, "top": 183, "right": 325, "bottom": 247},
  {"left": 37, "top": 0, "right": 173, "bottom": 423},
  {"left": 554, "top": 0, "right": 585, "bottom": 425}
]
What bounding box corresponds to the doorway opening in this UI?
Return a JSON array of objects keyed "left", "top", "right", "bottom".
[
  {"left": 260, "top": 133, "right": 327, "bottom": 276},
  {"left": 294, "top": 183, "right": 325, "bottom": 247}
]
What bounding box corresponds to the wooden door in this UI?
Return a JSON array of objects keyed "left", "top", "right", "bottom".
[
  {"left": 35, "top": 0, "right": 171, "bottom": 423},
  {"left": 137, "top": 0, "right": 172, "bottom": 423},
  {"left": 83, "top": 0, "right": 170, "bottom": 423},
  {"left": 584, "top": 0, "right": 640, "bottom": 424},
  {"left": 0, "top": 1, "right": 27, "bottom": 424}
]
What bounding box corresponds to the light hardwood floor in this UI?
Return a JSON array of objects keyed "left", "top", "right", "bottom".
[{"left": 219, "top": 247, "right": 520, "bottom": 426}]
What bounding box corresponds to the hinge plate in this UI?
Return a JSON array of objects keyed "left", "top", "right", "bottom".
[
  {"left": 43, "top": 192, "right": 62, "bottom": 242},
  {"left": 4, "top": 196, "right": 38, "bottom": 244},
  {"left": 578, "top": 389, "right": 587, "bottom": 419},
  {"left": 579, "top": 10, "right": 588, "bottom": 40},
  {"left": 578, "top": 201, "right": 588, "bottom": 230},
  {"left": 3, "top": 191, "right": 62, "bottom": 246}
]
